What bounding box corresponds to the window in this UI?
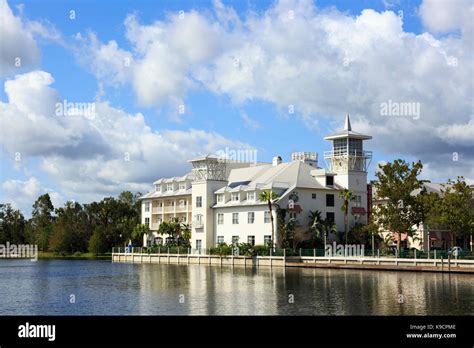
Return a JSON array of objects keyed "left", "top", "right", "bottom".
[
  {"left": 264, "top": 235, "right": 272, "bottom": 245},
  {"left": 154, "top": 237, "right": 163, "bottom": 245},
  {"left": 144, "top": 202, "right": 150, "bottom": 212},
  {"left": 196, "top": 196, "right": 202, "bottom": 208},
  {"left": 248, "top": 212, "right": 255, "bottom": 224},
  {"left": 179, "top": 182, "right": 186, "bottom": 190},
  {"left": 157, "top": 202, "right": 163, "bottom": 207},
  {"left": 216, "top": 194, "right": 224, "bottom": 203},
  {"left": 326, "top": 194, "right": 335, "bottom": 207},
  {"left": 231, "top": 192, "right": 239, "bottom": 201},
  {"left": 165, "top": 237, "right": 173, "bottom": 244},
  {"left": 354, "top": 195, "right": 362, "bottom": 207},
  {"left": 145, "top": 217, "right": 150, "bottom": 227},
  {"left": 217, "top": 236, "right": 224, "bottom": 244},
  {"left": 247, "top": 236, "right": 255, "bottom": 246},
  {"left": 232, "top": 213, "right": 239, "bottom": 224},
  {"left": 232, "top": 236, "right": 239, "bottom": 245},
  {"left": 312, "top": 193, "right": 317, "bottom": 199},
  {"left": 246, "top": 191, "right": 255, "bottom": 201},
  {"left": 326, "top": 212, "right": 335, "bottom": 222},
  {"left": 217, "top": 213, "right": 224, "bottom": 225},
  {"left": 264, "top": 211, "right": 271, "bottom": 223},
  {"left": 196, "top": 240, "right": 202, "bottom": 249},
  {"left": 155, "top": 185, "right": 161, "bottom": 192},
  {"left": 167, "top": 183, "right": 174, "bottom": 191},
  {"left": 326, "top": 175, "right": 334, "bottom": 186},
  {"left": 289, "top": 212, "right": 297, "bottom": 219}
]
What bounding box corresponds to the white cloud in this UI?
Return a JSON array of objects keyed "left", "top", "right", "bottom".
[
  {"left": 0, "top": 0, "right": 61, "bottom": 76},
  {"left": 0, "top": 70, "right": 255, "bottom": 206},
  {"left": 419, "top": 0, "right": 473, "bottom": 33},
  {"left": 2, "top": 177, "right": 63, "bottom": 215},
  {"left": 240, "top": 112, "right": 260, "bottom": 130}
]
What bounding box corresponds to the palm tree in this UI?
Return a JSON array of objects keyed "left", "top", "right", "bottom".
[
  {"left": 308, "top": 210, "right": 325, "bottom": 246},
  {"left": 259, "top": 189, "right": 278, "bottom": 247},
  {"left": 339, "top": 188, "right": 354, "bottom": 244}
]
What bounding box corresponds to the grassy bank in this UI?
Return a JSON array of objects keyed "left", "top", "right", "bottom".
[{"left": 38, "top": 251, "right": 111, "bottom": 260}]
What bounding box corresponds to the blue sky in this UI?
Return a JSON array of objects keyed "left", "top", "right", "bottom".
[{"left": 1, "top": 0, "right": 472, "bottom": 215}]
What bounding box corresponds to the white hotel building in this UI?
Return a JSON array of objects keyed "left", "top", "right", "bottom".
[{"left": 140, "top": 115, "right": 372, "bottom": 249}]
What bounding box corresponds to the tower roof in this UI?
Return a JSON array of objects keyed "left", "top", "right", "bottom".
[{"left": 324, "top": 114, "right": 372, "bottom": 140}]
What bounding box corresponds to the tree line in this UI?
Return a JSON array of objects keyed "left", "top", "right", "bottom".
[{"left": 0, "top": 191, "right": 142, "bottom": 255}]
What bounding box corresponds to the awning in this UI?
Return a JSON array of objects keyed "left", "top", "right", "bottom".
[
  {"left": 288, "top": 204, "right": 303, "bottom": 213},
  {"left": 352, "top": 207, "right": 366, "bottom": 215}
]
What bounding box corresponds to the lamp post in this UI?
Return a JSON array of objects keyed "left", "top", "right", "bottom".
[{"left": 427, "top": 228, "right": 430, "bottom": 259}]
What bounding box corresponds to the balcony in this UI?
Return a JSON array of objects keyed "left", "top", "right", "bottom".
[
  {"left": 192, "top": 220, "right": 204, "bottom": 229},
  {"left": 163, "top": 206, "right": 175, "bottom": 213},
  {"left": 175, "top": 205, "right": 188, "bottom": 213},
  {"left": 152, "top": 207, "right": 163, "bottom": 214},
  {"left": 324, "top": 149, "right": 372, "bottom": 159}
]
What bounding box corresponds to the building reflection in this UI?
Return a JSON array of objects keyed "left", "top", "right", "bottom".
[{"left": 135, "top": 263, "right": 474, "bottom": 315}]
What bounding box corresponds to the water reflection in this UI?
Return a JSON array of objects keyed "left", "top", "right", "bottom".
[{"left": 0, "top": 260, "right": 472, "bottom": 315}]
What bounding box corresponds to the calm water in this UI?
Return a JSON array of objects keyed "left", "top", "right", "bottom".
[{"left": 0, "top": 260, "right": 473, "bottom": 315}]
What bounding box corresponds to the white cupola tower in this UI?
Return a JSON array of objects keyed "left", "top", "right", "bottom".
[{"left": 323, "top": 114, "right": 372, "bottom": 225}]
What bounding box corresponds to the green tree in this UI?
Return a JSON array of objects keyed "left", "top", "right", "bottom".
[
  {"left": 132, "top": 224, "right": 150, "bottom": 246},
  {"left": 436, "top": 177, "right": 474, "bottom": 246},
  {"left": 259, "top": 190, "right": 278, "bottom": 247},
  {"left": 89, "top": 226, "right": 107, "bottom": 255},
  {"left": 308, "top": 210, "right": 325, "bottom": 246},
  {"left": 339, "top": 189, "right": 354, "bottom": 244},
  {"left": 0, "top": 203, "right": 26, "bottom": 244},
  {"left": 30, "top": 194, "right": 55, "bottom": 251},
  {"left": 373, "top": 160, "right": 425, "bottom": 256}
]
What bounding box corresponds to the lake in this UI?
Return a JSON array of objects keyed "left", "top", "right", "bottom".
[{"left": 0, "top": 260, "right": 473, "bottom": 315}]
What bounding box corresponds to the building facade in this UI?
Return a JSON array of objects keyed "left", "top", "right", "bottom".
[{"left": 140, "top": 115, "right": 372, "bottom": 249}]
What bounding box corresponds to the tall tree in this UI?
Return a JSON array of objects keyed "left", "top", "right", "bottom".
[
  {"left": 259, "top": 190, "right": 278, "bottom": 248},
  {"left": 30, "top": 194, "right": 55, "bottom": 251},
  {"left": 0, "top": 203, "right": 26, "bottom": 244},
  {"left": 373, "top": 159, "right": 425, "bottom": 256},
  {"left": 339, "top": 189, "right": 354, "bottom": 244},
  {"left": 437, "top": 177, "right": 474, "bottom": 246}
]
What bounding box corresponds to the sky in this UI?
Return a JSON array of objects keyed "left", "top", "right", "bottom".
[{"left": 0, "top": 0, "right": 473, "bottom": 216}]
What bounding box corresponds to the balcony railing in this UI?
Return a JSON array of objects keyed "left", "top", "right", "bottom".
[
  {"left": 152, "top": 207, "right": 163, "bottom": 214},
  {"left": 175, "top": 205, "right": 188, "bottom": 212},
  {"left": 163, "top": 206, "right": 175, "bottom": 213},
  {"left": 324, "top": 150, "right": 372, "bottom": 159},
  {"left": 192, "top": 220, "right": 204, "bottom": 228}
]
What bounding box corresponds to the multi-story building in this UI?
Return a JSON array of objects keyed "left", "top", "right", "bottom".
[{"left": 139, "top": 115, "right": 372, "bottom": 249}]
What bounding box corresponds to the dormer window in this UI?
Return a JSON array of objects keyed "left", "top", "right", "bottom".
[
  {"left": 326, "top": 175, "right": 334, "bottom": 186},
  {"left": 167, "top": 183, "right": 174, "bottom": 191},
  {"left": 231, "top": 192, "right": 240, "bottom": 202},
  {"left": 155, "top": 185, "right": 161, "bottom": 192},
  {"left": 179, "top": 182, "right": 186, "bottom": 190},
  {"left": 246, "top": 191, "right": 255, "bottom": 201},
  {"left": 216, "top": 194, "right": 224, "bottom": 203}
]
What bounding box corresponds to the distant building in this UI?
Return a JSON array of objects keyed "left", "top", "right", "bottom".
[
  {"left": 139, "top": 115, "right": 372, "bottom": 249},
  {"left": 372, "top": 182, "right": 471, "bottom": 251}
]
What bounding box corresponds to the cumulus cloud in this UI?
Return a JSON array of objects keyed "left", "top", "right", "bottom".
[
  {"left": 2, "top": 177, "right": 63, "bottom": 216},
  {"left": 0, "top": 70, "right": 255, "bottom": 205},
  {"left": 0, "top": 0, "right": 60, "bottom": 76},
  {"left": 419, "top": 0, "right": 473, "bottom": 33},
  {"left": 75, "top": 0, "right": 473, "bottom": 181}
]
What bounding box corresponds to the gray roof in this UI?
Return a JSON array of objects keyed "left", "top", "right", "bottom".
[{"left": 324, "top": 114, "right": 372, "bottom": 140}]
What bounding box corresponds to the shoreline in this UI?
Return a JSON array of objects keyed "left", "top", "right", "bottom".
[{"left": 112, "top": 252, "right": 474, "bottom": 274}]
